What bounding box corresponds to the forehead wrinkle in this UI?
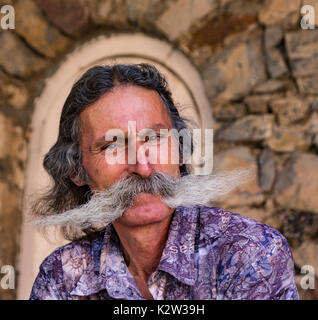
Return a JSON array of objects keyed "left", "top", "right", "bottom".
[
  {"left": 102, "top": 86, "right": 170, "bottom": 123},
  {"left": 79, "top": 86, "right": 174, "bottom": 146}
]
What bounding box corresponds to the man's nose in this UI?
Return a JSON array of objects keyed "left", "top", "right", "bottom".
[{"left": 127, "top": 144, "right": 153, "bottom": 178}]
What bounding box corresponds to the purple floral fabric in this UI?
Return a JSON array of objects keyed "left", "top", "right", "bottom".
[{"left": 29, "top": 206, "right": 299, "bottom": 300}]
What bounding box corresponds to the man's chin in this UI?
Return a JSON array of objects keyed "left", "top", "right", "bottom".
[{"left": 114, "top": 193, "right": 173, "bottom": 227}]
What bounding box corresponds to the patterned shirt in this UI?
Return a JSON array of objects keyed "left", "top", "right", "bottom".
[{"left": 29, "top": 206, "right": 299, "bottom": 300}]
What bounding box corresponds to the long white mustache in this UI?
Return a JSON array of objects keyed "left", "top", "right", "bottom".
[{"left": 29, "top": 169, "right": 254, "bottom": 229}]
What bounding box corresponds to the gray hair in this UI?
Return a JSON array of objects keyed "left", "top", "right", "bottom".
[{"left": 31, "top": 169, "right": 254, "bottom": 231}]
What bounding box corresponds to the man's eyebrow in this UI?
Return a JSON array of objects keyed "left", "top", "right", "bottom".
[
  {"left": 139, "top": 123, "right": 171, "bottom": 134},
  {"left": 136, "top": 124, "right": 171, "bottom": 139},
  {"left": 150, "top": 123, "right": 171, "bottom": 130}
]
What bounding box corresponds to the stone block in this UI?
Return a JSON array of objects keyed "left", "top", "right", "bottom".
[
  {"left": 0, "top": 71, "right": 28, "bottom": 109},
  {"left": 156, "top": 0, "right": 217, "bottom": 40},
  {"left": 313, "top": 134, "right": 318, "bottom": 149},
  {"left": 0, "top": 31, "right": 47, "bottom": 78},
  {"left": 283, "top": 210, "right": 318, "bottom": 247},
  {"left": 263, "top": 214, "right": 285, "bottom": 231},
  {"left": 308, "top": 112, "right": 318, "bottom": 148},
  {"left": 14, "top": 0, "right": 69, "bottom": 58},
  {"left": 270, "top": 97, "right": 309, "bottom": 125},
  {"left": 311, "top": 101, "right": 318, "bottom": 111},
  {"left": 293, "top": 241, "right": 318, "bottom": 271},
  {"left": 0, "top": 112, "right": 26, "bottom": 161},
  {"left": 264, "top": 25, "right": 283, "bottom": 49},
  {"left": 274, "top": 152, "right": 318, "bottom": 214},
  {"left": 265, "top": 48, "right": 288, "bottom": 79},
  {"left": 253, "top": 79, "right": 285, "bottom": 94},
  {"left": 212, "top": 103, "right": 246, "bottom": 120},
  {"left": 285, "top": 30, "right": 318, "bottom": 77},
  {"left": 259, "top": 0, "right": 302, "bottom": 27},
  {"left": 203, "top": 38, "right": 267, "bottom": 102},
  {"left": 88, "top": 0, "right": 129, "bottom": 27},
  {"left": 244, "top": 95, "right": 270, "bottom": 113},
  {"left": 296, "top": 76, "right": 318, "bottom": 94},
  {"left": 126, "top": 0, "right": 170, "bottom": 30},
  {"left": 213, "top": 146, "right": 264, "bottom": 207},
  {"left": 266, "top": 125, "right": 311, "bottom": 152},
  {"left": 215, "top": 114, "right": 274, "bottom": 142},
  {"left": 35, "top": 0, "right": 90, "bottom": 36},
  {"left": 258, "top": 149, "right": 276, "bottom": 192}
]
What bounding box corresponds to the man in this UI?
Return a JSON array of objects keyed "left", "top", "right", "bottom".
[{"left": 29, "top": 64, "right": 299, "bottom": 300}]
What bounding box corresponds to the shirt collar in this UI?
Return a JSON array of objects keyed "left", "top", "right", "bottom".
[
  {"left": 157, "top": 206, "right": 198, "bottom": 286},
  {"left": 70, "top": 206, "right": 199, "bottom": 297}
]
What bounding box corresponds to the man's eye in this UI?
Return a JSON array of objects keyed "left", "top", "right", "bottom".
[
  {"left": 102, "top": 143, "right": 117, "bottom": 151},
  {"left": 148, "top": 135, "right": 160, "bottom": 141}
]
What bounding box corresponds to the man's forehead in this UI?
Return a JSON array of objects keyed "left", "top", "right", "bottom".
[{"left": 79, "top": 86, "right": 173, "bottom": 133}]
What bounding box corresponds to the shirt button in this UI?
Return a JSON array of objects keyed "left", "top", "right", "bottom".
[{"left": 126, "top": 287, "right": 133, "bottom": 297}]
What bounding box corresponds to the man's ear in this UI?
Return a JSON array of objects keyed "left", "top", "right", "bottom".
[{"left": 70, "top": 174, "right": 86, "bottom": 187}]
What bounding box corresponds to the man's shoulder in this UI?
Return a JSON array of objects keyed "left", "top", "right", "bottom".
[
  {"left": 196, "top": 206, "right": 298, "bottom": 300},
  {"left": 39, "top": 230, "right": 105, "bottom": 274},
  {"left": 198, "top": 206, "right": 290, "bottom": 254},
  {"left": 30, "top": 230, "right": 107, "bottom": 299}
]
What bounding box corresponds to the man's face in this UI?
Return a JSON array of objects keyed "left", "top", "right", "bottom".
[{"left": 78, "top": 85, "right": 181, "bottom": 227}]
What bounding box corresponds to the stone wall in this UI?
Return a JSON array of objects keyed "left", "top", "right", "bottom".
[{"left": 0, "top": 0, "right": 317, "bottom": 299}]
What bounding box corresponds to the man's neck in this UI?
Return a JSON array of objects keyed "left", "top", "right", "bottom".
[{"left": 112, "top": 213, "right": 173, "bottom": 282}]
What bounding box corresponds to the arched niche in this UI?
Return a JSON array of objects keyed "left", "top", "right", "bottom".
[{"left": 17, "top": 33, "right": 213, "bottom": 299}]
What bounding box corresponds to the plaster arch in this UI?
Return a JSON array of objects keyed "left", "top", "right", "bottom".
[{"left": 17, "top": 33, "right": 213, "bottom": 299}]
